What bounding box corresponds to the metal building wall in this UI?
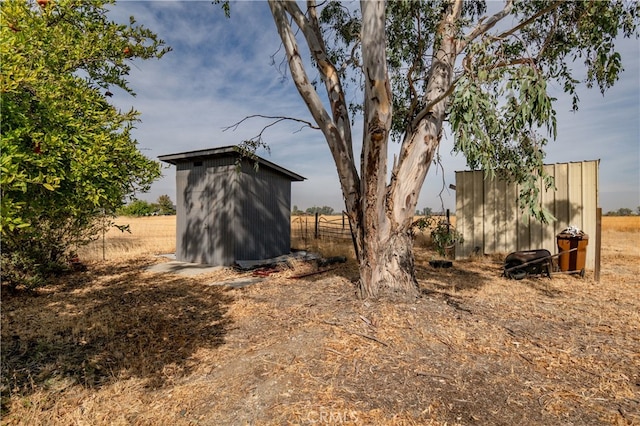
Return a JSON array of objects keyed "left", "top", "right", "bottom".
[
  {"left": 174, "top": 156, "right": 293, "bottom": 265},
  {"left": 455, "top": 160, "right": 599, "bottom": 268},
  {"left": 235, "top": 162, "right": 292, "bottom": 261},
  {"left": 175, "top": 157, "right": 237, "bottom": 264}
]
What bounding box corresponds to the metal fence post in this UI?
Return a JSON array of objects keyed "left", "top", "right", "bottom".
[{"left": 315, "top": 212, "right": 319, "bottom": 239}]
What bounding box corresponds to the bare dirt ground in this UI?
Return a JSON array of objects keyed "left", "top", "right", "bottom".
[{"left": 1, "top": 218, "right": 639, "bottom": 425}]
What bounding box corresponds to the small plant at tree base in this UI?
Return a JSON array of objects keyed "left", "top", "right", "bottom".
[{"left": 413, "top": 215, "right": 464, "bottom": 258}]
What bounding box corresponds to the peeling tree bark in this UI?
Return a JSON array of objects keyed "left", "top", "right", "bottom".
[{"left": 356, "top": 0, "right": 418, "bottom": 300}]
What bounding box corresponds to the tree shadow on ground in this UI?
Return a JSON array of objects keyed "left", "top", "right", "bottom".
[
  {"left": 1, "top": 260, "right": 234, "bottom": 414},
  {"left": 515, "top": 276, "right": 565, "bottom": 297},
  {"left": 416, "top": 259, "right": 493, "bottom": 290}
]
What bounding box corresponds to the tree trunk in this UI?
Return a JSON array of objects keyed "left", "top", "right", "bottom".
[
  {"left": 353, "top": 0, "right": 419, "bottom": 300},
  {"left": 269, "top": 0, "right": 458, "bottom": 301},
  {"left": 356, "top": 226, "right": 418, "bottom": 300}
]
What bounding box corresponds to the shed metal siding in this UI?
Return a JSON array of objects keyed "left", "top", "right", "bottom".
[
  {"left": 164, "top": 148, "right": 303, "bottom": 266},
  {"left": 236, "top": 163, "right": 291, "bottom": 260},
  {"left": 175, "top": 157, "right": 238, "bottom": 264},
  {"left": 455, "top": 160, "right": 599, "bottom": 269}
]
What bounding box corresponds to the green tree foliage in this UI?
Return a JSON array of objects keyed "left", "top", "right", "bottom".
[
  {"left": 291, "top": 205, "right": 304, "bottom": 216},
  {"left": 317, "top": 1, "right": 638, "bottom": 223},
  {"left": 156, "top": 194, "right": 176, "bottom": 215},
  {"left": 305, "top": 206, "right": 336, "bottom": 215},
  {"left": 1, "top": 0, "right": 169, "bottom": 289},
  {"left": 117, "top": 200, "right": 157, "bottom": 217},
  {"left": 117, "top": 196, "right": 175, "bottom": 216},
  {"left": 605, "top": 207, "right": 635, "bottom": 216}
]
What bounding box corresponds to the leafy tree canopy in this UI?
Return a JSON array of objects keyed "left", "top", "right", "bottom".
[
  {"left": 117, "top": 196, "right": 176, "bottom": 217},
  {"left": 605, "top": 207, "right": 636, "bottom": 216},
  {"left": 316, "top": 0, "right": 638, "bottom": 221},
  {"left": 306, "top": 206, "right": 336, "bottom": 215},
  {"left": 1, "top": 0, "right": 169, "bottom": 288},
  {"left": 156, "top": 194, "right": 176, "bottom": 215}
]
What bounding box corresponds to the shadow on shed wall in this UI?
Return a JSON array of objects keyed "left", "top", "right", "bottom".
[
  {"left": 235, "top": 164, "right": 291, "bottom": 260},
  {"left": 177, "top": 159, "right": 292, "bottom": 265}
]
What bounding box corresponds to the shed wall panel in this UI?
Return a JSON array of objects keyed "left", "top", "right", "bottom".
[
  {"left": 504, "top": 181, "right": 518, "bottom": 254},
  {"left": 540, "top": 165, "right": 556, "bottom": 252},
  {"left": 171, "top": 154, "right": 297, "bottom": 266},
  {"left": 553, "top": 163, "right": 570, "bottom": 232},
  {"left": 484, "top": 176, "right": 497, "bottom": 253},
  {"left": 236, "top": 163, "right": 291, "bottom": 260},
  {"left": 175, "top": 163, "right": 236, "bottom": 264},
  {"left": 472, "top": 171, "right": 484, "bottom": 253},
  {"left": 455, "top": 160, "right": 599, "bottom": 269},
  {"left": 530, "top": 175, "right": 544, "bottom": 249}
]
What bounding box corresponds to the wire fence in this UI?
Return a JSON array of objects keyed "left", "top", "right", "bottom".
[
  {"left": 291, "top": 211, "right": 456, "bottom": 246},
  {"left": 291, "top": 213, "right": 352, "bottom": 244}
]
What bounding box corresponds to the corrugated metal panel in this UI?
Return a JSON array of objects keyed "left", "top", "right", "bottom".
[
  {"left": 175, "top": 159, "right": 236, "bottom": 264},
  {"left": 172, "top": 154, "right": 294, "bottom": 266},
  {"left": 472, "top": 172, "right": 484, "bottom": 254},
  {"left": 484, "top": 175, "right": 497, "bottom": 254},
  {"left": 236, "top": 162, "right": 291, "bottom": 260},
  {"left": 553, "top": 163, "right": 570, "bottom": 233},
  {"left": 503, "top": 180, "right": 519, "bottom": 253},
  {"left": 455, "top": 160, "right": 599, "bottom": 269},
  {"left": 207, "top": 168, "right": 236, "bottom": 266},
  {"left": 176, "top": 161, "right": 210, "bottom": 263},
  {"left": 539, "top": 165, "right": 556, "bottom": 252}
]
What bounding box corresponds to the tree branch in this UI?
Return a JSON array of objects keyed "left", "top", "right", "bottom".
[
  {"left": 488, "top": 57, "right": 537, "bottom": 70},
  {"left": 410, "top": 73, "right": 461, "bottom": 130},
  {"left": 361, "top": 0, "right": 393, "bottom": 234},
  {"left": 498, "top": 1, "right": 562, "bottom": 39},
  {"left": 222, "top": 114, "right": 320, "bottom": 133},
  {"left": 267, "top": 2, "right": 333, "bottom": 133},
  {"left": 536, "top": 6, "right": 560, "bottom": 61},
  {"left": 390, "top": 0, "right": 462, "bottom": 229},
  {"left": 268, "top": 0, "right": 361, "bottom": 223},
  {"left": 459, "top": 0, "right": 514, "bottom": 51},
  {"left": 283, "top": 1, "right": 354, "bottom": 155}
]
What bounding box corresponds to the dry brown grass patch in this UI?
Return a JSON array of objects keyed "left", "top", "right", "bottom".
[
  {"left": 602, "top": 215, "right": 640, "bottom": 232},
  {"left": 2, "top": 218, "right": 639, "bottom": 425},
  {"left": 81, "top": 216, "right": 176, "bottom": 261}
]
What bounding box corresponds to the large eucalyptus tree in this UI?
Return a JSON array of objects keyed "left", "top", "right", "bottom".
[{"left": 235, "top": 1, "right": 637, "bottom": 299}]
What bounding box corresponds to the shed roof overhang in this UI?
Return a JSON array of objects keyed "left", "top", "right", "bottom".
[{"left": 158, "top": 145, "right": 305, "bottom": 182}]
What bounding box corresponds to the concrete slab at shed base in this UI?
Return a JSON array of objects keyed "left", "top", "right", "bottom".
[
  {"left": 146, "top": 259, "right": 266, "bottom": 288},
  {"left": 208, "top": 277, "right": 264, "bottom": 289},
  {"left": 146, "top": 261, "right": 226, "bottom": 277}
]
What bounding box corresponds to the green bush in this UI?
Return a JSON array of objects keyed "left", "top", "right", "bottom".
[
  {"left": 412, "top": 215, "right": 464, "bottom": 258},
  {"left": 117, "top": 200, "right": 158, "bottom": 217},
  {"left": 1, "top": 1, "right": 167, "bottom": 289}
]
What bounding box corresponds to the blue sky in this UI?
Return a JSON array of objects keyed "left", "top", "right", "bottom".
[{"left": 109, "top": 1, "right": 639, "bottom": 213}]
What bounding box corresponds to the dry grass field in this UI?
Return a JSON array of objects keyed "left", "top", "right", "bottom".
[
  {"left": 1, "top": 216, "right": 638, "bottom": 425},
  {"left": 81, "top": 216, "right": 177, "bottom": 261}
]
